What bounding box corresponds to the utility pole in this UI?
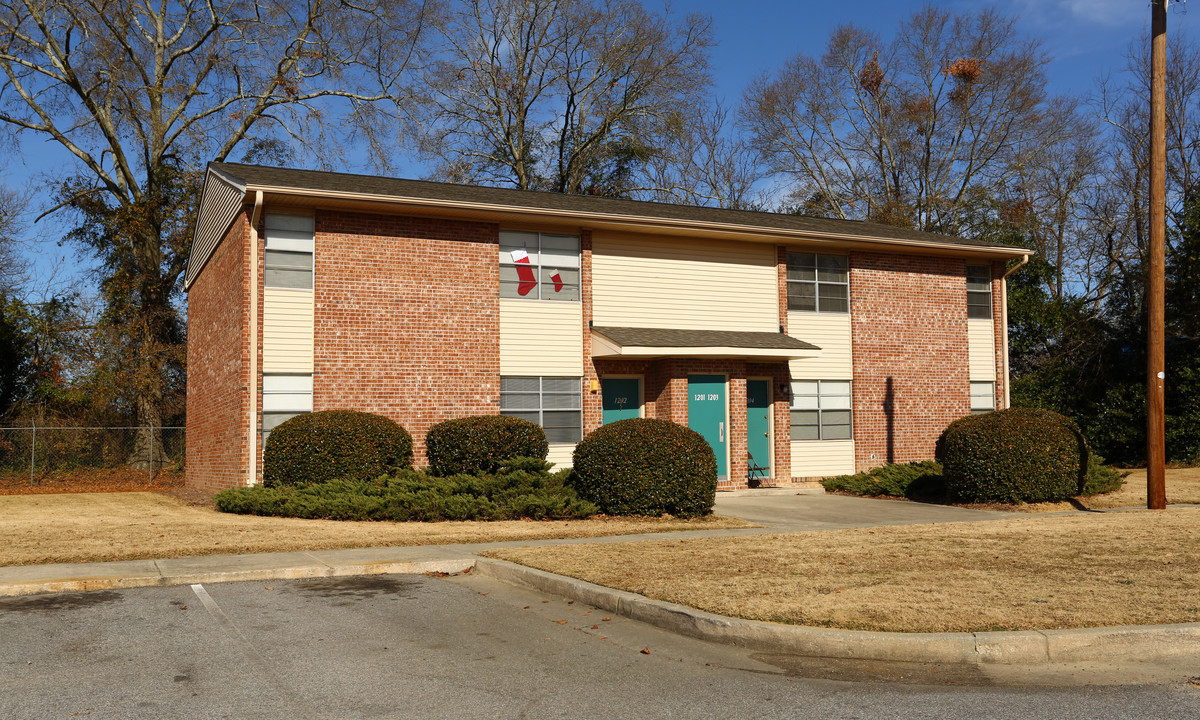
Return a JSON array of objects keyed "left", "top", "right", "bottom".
[{"left": 1148, "top": 0, "right": 1168, "bottom": 510}]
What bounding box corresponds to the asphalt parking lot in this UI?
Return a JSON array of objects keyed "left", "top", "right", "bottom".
[{"left": 3, "top": 572, "right": 1199, "bottom": 720}]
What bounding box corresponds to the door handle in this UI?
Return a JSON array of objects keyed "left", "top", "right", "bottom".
[{"left": 719, "top": 422, "right": 724, "bottom": 442}]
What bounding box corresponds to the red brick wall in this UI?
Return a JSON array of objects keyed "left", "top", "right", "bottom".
[
  {"left": 312, "top": 210, "right": 501, "bottom": 465},
  {"left": 186, "top": 212, "right": 250, "bottom": 492},
  {"left": 850, "top": 252, "right": 970, "bottom": 469}
]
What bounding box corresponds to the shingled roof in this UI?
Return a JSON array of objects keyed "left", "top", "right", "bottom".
[
  {"left": 187, "top": 161, "right": 1030, "bottom": 288},
  {"left": 208, "top": 161, "right": 1022, "bottom": 250}
]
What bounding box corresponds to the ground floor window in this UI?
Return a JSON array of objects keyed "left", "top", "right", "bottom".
[
  {"left": 500, "top": 376, "right": 582, "bottom": 443},
  {"left": 262, "top": 374, "right": 314, "bottom": 441},
  {"left": 970, "top": 381, "right": 996, "bottom": 414},
  {"left": 790, "top": 380, "right": 852, "bottom": 440}
]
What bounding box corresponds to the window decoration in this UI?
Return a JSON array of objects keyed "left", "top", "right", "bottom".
[
  {"left": 499, "top": 231, "right": 580, "bottom": 300},
  {"left": 790, "top": 380, "right": 852, "bottom": 440},
  {"left": 500, "top": 376, "right": 582, "bottom": 443},
  {"left": 786, "top": 252, "right": 849, "bottom": 312}
]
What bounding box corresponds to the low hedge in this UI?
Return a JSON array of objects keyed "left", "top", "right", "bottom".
[
  {"left": 570, "top": 418, "right": 716, "bottom": 518},
  {"left": 216, "top": 457, "right": 597, "bottom": 521},
  {"left": 425, "top": 415, "right": 549, "bottom": 477},
  {"left": 1082, "top": 455, "right": 1127, "bottom": 496},
  {"left": 262, "top": 410, "right": 412, "bottom": 487},
  {"left": 821, "top": 460, "right": 945, "bottom": 498},
  {"left": 938, "top": 408, "right": 1088, "bottom": 503}
]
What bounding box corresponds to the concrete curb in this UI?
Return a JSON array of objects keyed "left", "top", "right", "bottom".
[
  {"left": 0, "top": 554, "right": 475, "bottom": 597},
  {"left": 473, "top": 558, "right": 1200, "bottom": 666},
  {"left": 5, "top": 548, "right": 1200, "bottom": 669}
]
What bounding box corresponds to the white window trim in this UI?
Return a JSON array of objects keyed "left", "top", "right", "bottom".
[
  {"left": 499, "top": 231, "right": 581, "bottom": 302},
  {"left": 970, "top": 381, "right": 996, "bottom": 414},
  {"left": 264, "top": 213, "right": 315, "bottom": 289},
  {"left": 789, "top": 380, "right": 853, "bottom": 441},
  {"left": 500, "top": 376, "right": 584, "bottom": 443},
  {"left": 967, "top": 264, "right": 993, "bottom": 320},
  {"left": 786, "top": 252, "right": 850, "bottom": 314}
]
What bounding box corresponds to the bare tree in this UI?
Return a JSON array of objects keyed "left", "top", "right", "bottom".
[
  {"left": 414, "top": 0, "right": 712, "bottom": 196},
  {"left": 1007, "top": 110, "right": 1102, "bottom": 298},
  {"left": 643, "top": 100, "right": 763, "bottom": 209},
  {"left": 742, "top": 6, "right": 1073, "bottom": 235},
  {"left": 0, "top": 185, "right": 27, "bottom": 295},
  {"left": 0, "top": 0, "right": 432, "bottom": 453}
]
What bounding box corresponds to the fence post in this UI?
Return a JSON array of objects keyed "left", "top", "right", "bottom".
[
  {"left": 149, "top": 426, "right": 154, "bottom": 485},
  {"left": 29, "top": 421, "right": 35, "bottom": 487}
]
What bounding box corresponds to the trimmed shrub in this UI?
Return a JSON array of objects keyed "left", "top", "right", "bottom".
[
  {"left": 262, "top": 410, "right": 413, "bottom": 487},
  {"left": 425, "top": 415, "right": 548, "bottom": 477},
  {"left": 570, "top": 418, "right": 716, "bottom": 518},
  {"left": 1082, "top": 454, "right": 1128, "bottom": 496},
  {"left": 215, "top": 460, "right": 596, "bottom": 521},
  {"left": 821, "top": 460, "right": 945, "bottom": 498},
  {"left": 937, "top": 408, "right": 1088, "bottom": 503}
]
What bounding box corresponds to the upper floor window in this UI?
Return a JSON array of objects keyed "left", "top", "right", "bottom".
[
  {"left": 499, "top": 231, "right": 580, "bottom": 301},
  {"left": 787, "top": 252, "right": 848, "bottom": 313},
  {"left": 265, "top": 214, "right": 315, "bottom": 289},
  {"left": 967, "top": 264, "right": 992, "bottom": 319}
]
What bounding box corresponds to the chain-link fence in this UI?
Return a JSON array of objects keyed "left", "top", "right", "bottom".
[{"left": 0, "top": 426, "right": 185, "bottom": 492}]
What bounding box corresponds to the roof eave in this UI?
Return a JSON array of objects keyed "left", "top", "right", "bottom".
[{"left": 238, "top": 182, "right": 1030, "bottom": 259}]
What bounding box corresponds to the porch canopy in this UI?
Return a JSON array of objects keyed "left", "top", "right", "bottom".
[{"left": 590, "top": 326, "right": 820, "bottom": 361}]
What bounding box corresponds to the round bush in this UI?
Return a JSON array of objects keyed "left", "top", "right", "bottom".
[
  {"left": 424, "top": 415, "right": 548, "bottom": 477},
  {"left": 262, "top": 410, "right": 413, "bottom": 487},
  {"left": 937, "top": 408, "right": 1089, "bottom": 503},
  {"left": 570, "top": 418, "right": 716, "bottom": 517}
]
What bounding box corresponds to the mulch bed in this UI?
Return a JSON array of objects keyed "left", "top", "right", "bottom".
[{"left": 0, "top": 467, "right": 185, "bottom": 496}]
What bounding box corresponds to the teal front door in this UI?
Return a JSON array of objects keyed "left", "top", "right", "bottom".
[
  {"left": 688, "top": 375, "right": 728, "bottom": 479},
  {"left": 602, "top": 378, "right": 641, "bottom": 424},
  {"left": 747, "top": 379, "right": 771, "bottom": 477}
]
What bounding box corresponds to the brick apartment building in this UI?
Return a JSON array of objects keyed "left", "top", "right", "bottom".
[{"left": 185, "top": 163, "right": 1030, "bottom": 493}]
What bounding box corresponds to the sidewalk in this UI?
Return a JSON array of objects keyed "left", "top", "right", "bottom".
[{"left": 3, "top": 492, "right": 1198, "bottom": 671}]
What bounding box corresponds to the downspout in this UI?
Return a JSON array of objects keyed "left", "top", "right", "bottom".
[
  {"left": 247, "top": 191, "right": 264, "bottom": 486},
  {"left": 1000, "top": 254, "right": 1030, "bottom": 409}
]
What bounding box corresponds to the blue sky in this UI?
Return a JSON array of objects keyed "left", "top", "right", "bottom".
[
  {"left": 690, "top": 0, "right": 1174, "bottom": 103},
  {"left": 9, "top": 1, "right": 1196, "bottom": 295}
]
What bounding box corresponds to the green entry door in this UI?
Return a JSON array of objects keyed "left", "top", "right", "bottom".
[
  {"left": 602, "top": 377, "right": 641, "bottom": 424},
  {"left": 688, "top": 375, "right": 728, "bottom": 479},
  {"left": 747, "top": 379, "right": 771, "bottom": 477}
]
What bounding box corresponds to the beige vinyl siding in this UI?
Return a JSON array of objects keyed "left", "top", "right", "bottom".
[
  {"left": 591, "top": 232, "right": 777, "bottom": 331},
  {"left": 499, "top": 299, "right": 583, "bottom": 375},
  {"left": 546, "top": 443, "right": 574, "bottom": 470},
  {"left": 790, "top": 439, "right": 855, "bottom": 478},
  {"left": 968, "top": 318, "right": 996, "bottom": 381},
  {"left": 788, "top": 312, "right": 852, "bottom": 379},
  {"left": 186, "top": 168, "right": 245, "bottom": 288},
  {"left": 263, "top": 288, "right": 314, "bottom": 373}
]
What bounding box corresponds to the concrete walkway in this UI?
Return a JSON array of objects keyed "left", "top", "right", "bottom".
[
  {"left": 2, "top": 493, "right": 1197, "bottom": 674},
  {"left": 714, "top": 491, "right": 1009, "bottom": 532}
]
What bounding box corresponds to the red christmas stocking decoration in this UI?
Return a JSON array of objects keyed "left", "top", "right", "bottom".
[
  {"left": 510, "top": 248, "right": 537, "bottom": 296},
  {"left": 550, "top": 269, "right": 564, "bottom": 293}
]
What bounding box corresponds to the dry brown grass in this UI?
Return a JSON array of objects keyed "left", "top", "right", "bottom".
[
  {"left": 1012, "top": 466, "right": 1200, "bottom": 512},
  {"left": 0, "top": 492, "right": 753, "bottom": 567},
  {"left": 489, "top": 509, "right": 1200, "bottom": 633}
]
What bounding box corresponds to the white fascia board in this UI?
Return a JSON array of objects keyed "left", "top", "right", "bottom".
[{"left": 591, "top": 344, "right": 821, "bottom": 361}]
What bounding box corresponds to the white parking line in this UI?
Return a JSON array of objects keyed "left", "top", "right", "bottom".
[{"left": 190, "top": 583, "right": 319, "bottom": 718}]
